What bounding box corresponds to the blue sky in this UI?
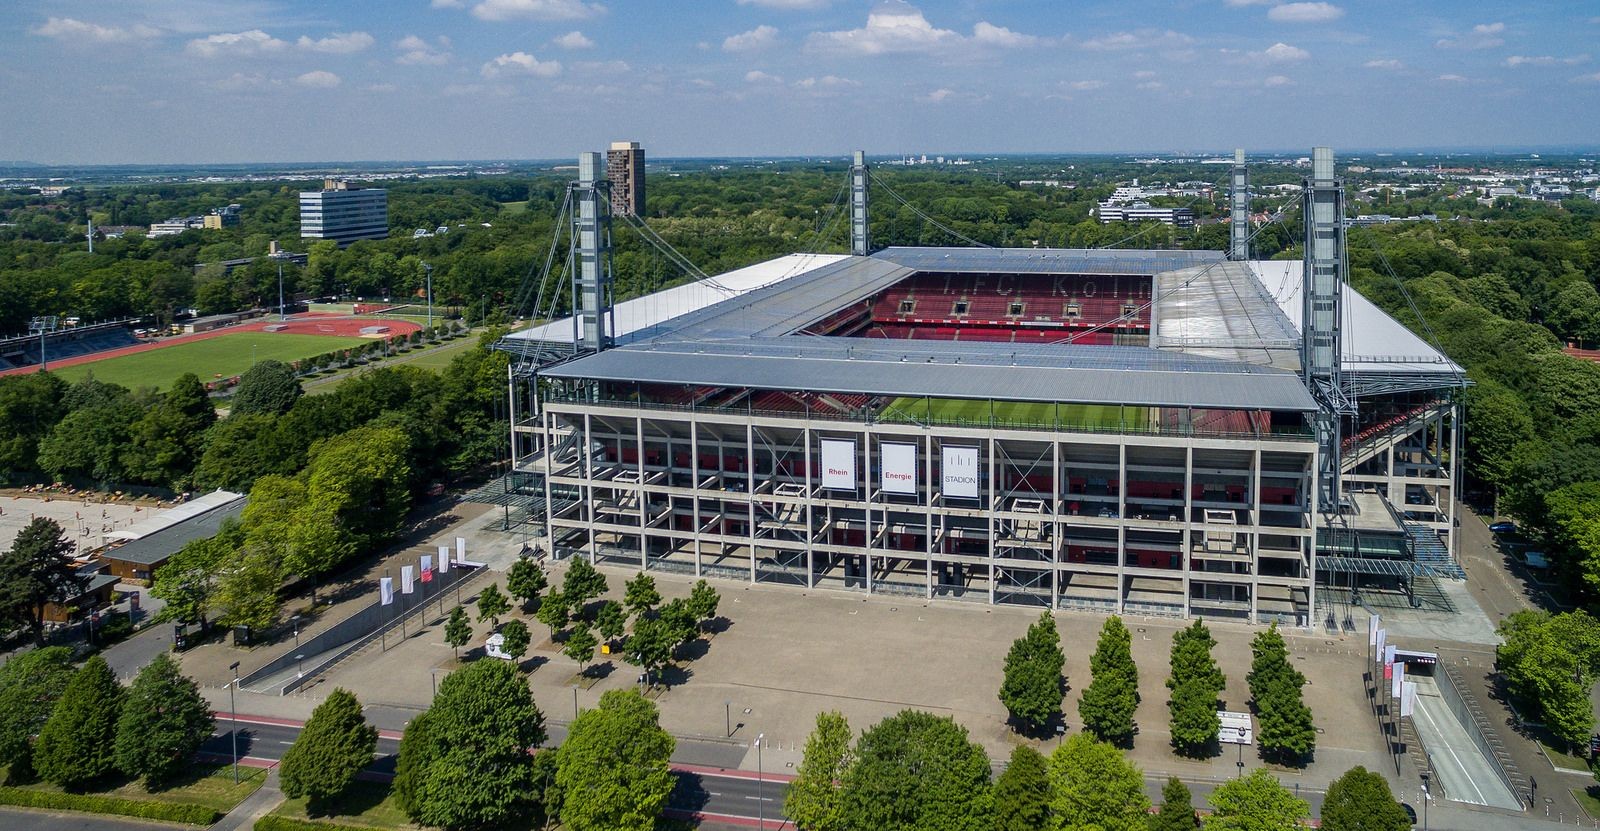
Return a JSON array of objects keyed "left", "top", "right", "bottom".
[{"left": 3, "top": 0, "right": 1598, "bottom": 164}]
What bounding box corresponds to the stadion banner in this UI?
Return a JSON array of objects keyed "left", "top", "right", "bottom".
[
  {"left": 820, "top": 438, "right": 857, "bottom": 491},
  {"left": 942, "top": 445, "right": 980, "bottom": 499},
  {"left": 880, "top": 442, "right": 918, "bottom": 495}
]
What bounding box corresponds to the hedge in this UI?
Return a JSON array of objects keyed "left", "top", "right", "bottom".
[
  {"left": 0, "top": 786, "right": 220, "bottom": 825},
  {"left": 254, "top": 815, "right": 377, "bottom": 831}
]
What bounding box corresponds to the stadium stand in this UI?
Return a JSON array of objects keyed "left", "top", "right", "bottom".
[{"left": 0, "top": 320, "right": 140, "bottom": 369}]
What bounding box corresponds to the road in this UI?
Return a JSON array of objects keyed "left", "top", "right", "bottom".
[{"left": 0, "top": 807, "right": 178, "bottom": 830}]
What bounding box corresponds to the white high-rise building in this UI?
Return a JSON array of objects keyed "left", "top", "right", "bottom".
[{"left": 299, "top": 179, "right": 388, "bottom": 246}]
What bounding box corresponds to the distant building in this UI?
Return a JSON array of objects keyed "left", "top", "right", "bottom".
[
  {"left": 299, "top": 179, "right": 387, "bottom": 246},
  {"left": 606, "top": 141, "right": 645, "bottom": 217},
  {"left": 1095, "top": 202, "right": 1196, "bottom": 228},
  {"left": 149, "top": 217, "right": 204, "bottom": 236},
  {"left": 203, "top": 203, "right": 242, "bottom": 229}
]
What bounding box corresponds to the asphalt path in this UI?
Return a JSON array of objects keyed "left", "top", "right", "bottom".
[{"left": 0, "top": 807, "right": 179, "bottom": 831}]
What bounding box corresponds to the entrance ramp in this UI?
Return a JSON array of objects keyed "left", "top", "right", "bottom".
[{"left": 1409, "top": 675, "right": 1521, "bottom": 810}]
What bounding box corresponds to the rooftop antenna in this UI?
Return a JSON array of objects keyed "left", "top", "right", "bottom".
[
  {"left": 850, "top": 150, "right": 870, "bottom": 256},
  {"left": 571, "top": 151, "right": 614, "bottom": 353},
  {"left": 1302, "top": 146, "right": 1353, "bottom": 516},
  {"left": 1228, "top": 148, "right": 1248, "bottom": 261}
]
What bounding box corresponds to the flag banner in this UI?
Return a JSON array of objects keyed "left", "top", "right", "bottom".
[
  {"left": 1393, "top": 661, "right": 1405, "bottom": 699},
  {"left": 439, "top": 545, "right": 451, "bottom": 571},
  {"left": 1401, "top": 681, "right": 1417, "bottom": 718},
  {"left": 456, "top": 537, "right": 467, "bottom": 558},
  {"left": 1368, "top": 615, "right": 1381, "bottom": 647},
  {"left": 380, "top": 577, "right": 394, "bottom": 606},
  {"left": 421, "top": 554, "right": 434, "bottom": 582},
  {"left": 1383, "top": 645, "right": 1396, "bottom": 680},
  {"left": 1375, "top": 628, "right": 1387, "bottom": 659},
  {"left": 401, "top": 565, "right": 416, "bottom": 594}
]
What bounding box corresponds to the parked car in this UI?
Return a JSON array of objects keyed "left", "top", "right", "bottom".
[
  {"left": 1489, "top": 521, "right": 1517, "bottom": 534},
  {"left": 484, "top": 633, "right": 513, "bottom": 661}
]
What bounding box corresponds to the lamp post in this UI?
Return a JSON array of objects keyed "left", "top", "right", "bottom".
[
  {"left": 291, "top": 614, "right": 301, "bottom": 648},
  {"left": 295, "top": 653, "right": 305, "bottom": 679},
  {"left": 1236, "top": 727, "right": 1247, "bottom": 779},
  {"left": 1420, "top": 771, "right": 1431, "bottom": 831},
  {"left": 422, "top": 262, "right": 433, "bottom": 329},
  {"left": 755, "top": 733, "right": 765, "bottom": 828},
  {"left": 228, "top": 661, "right": 241, "bottom": 784},
  {"left": 28, "top": 316, "right": 57, "bottom": 372},
  {"left": 725, "top": 700, "right": 732, "bottom": 738},
  {"left": 572, "top": 684, "right": 579, "bottom": 720}
]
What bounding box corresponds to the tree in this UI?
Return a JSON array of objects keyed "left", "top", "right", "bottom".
[
  {"left": 1248, "top": 625, "right": 1316, "bottom": 762},
  {"left": 557, "top": 690, "right": 676, "bottom": 831},
  {"left": 402, "top": 660, "right": 546, "bottom": 830},
  {"left": 113, "top": 654, "right": 214, "bottom": 788},
  {"left": 688, "top": 579, "right": 721, "bottom": 628},
  {"left": 993, "top": 744, "right": 1051, "bottom": 831},
  {"left": 151, "top": 520, "right": 240, "bottom": 626},
  {"left": 0, "top": 518, "right": 86, "bottom": 645},
  {"left": 279, "top": 688, "right": 378, "bottom": 807},
  {"left": 1497, "top": 610, "right": 1600, "bottom": 748},
  {"left": 596, "top": 599, "right": 626, "bottom": 644},
  {"left": 786, "top": 711, "right": 853, "bottom": 831},
  {"left": 562, "top": 557, "right": 608, "bottom": 616},
  {"left": 1204, "top": 769, "right": 1310, "bottom": 831},
  {"left": 536, "top": 589, "right": 570, "bottom": 639},
  {"left": 1151, "top": 777, "right": 1200, "bottom": 831},
  {"left": 624, "top": 615, "right": 674, "bottom": 687},
  {"left": 1079, "top": 615, "right": 1140, "bottom": 745},
  {"left": 232, "top": 359, "right": 303, "bottom": 415},
  {"left": 210, "top": 543, "right": 283, "bottom": 633},
  {"left": 838, "top": 709, "right": 993, "bottom": 831},
  {"left": 1169, "top": 620, "right": 1225, "bottom": 756},
  {"left": 444, "top": 605, "right": 472, "bottom": 659},
  {"left": 999, "top": 611, "right": 1065, "bottom": 733},
  {"left": 125, "top": 373, "right": 215, "bottom": 487},
  {"left": 476, "top": 582, "right": 511, "bottom": 628},
  {"left": 35, "top": 655, "right": 124, "bottom": 790},
  {"left": 1047, "top": 733, "right": 1149, "bottom": 831},
  {"left": 0, "top": 646, "right": 75, "bottom": 782},
  {"left": 1320, "top": 766, "right": 1411, "bottom": 831},
  {"left": 392, "top": 710, "right": 436, "bottom": 819},
  {"left": 506, "top": 556, "right": 547, "bottom": 612},
  {"left": 500, "top": 619, "right": 531, "bottom": 662},
  {"left": 623, "top": 571, "right": 661, "bottom": 617},
  {"left": 564, "top": 622, "right": 598, "bottom": 675},
  {"left": 658, "top": 597, "right": 700, "bottom": 653}
]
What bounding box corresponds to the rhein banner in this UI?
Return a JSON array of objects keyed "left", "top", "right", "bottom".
[
  {"left": 820, "top": 438, "right": 857, "bottom": 491},
  {"left": 880, "top": 442, "right": 918, "bottom": 495},
  {"left": 401, "top": 564, "right": 416, "bottom": 594},
  {"left": 380, "top": 577, "right": 394, "bottom": 606}
]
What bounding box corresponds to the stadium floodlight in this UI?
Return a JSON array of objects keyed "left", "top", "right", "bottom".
[{"left": 28, "top": 315, "right": 58, "bottom": 372}]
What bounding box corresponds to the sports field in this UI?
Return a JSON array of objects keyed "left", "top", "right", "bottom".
[
  {"left": 881, "top": 397, "right": 1148, "bottom": 430},
  {"left": 55, "top": 332, "right": 368, "bottom": 389}
]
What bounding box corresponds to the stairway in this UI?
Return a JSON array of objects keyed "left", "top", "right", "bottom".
[{"left": 1407, "top": 523, "right": 1466, "bottom": 580}]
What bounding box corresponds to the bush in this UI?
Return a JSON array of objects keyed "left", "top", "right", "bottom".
[
  {"left": 254, "top": 816, "right": 373, "bottom": 831},
  {"left": 95, "top": 611, "right": 134, "bottom": 645},
  {"left": 0, "top": 786, "right": 219, "bottom": 825}
]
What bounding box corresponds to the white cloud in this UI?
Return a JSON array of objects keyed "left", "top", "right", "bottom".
[
  {"left": 553, "top": 30, "right": 594, "bottom": 49},
  {"left": 186, "top": 30, "right": 289, "bottom": 57},
  {"left": 738, "top": 0, "right": 828, "bottom": 8},
  {"left": 808, "top": 1, "right": 1041, "bottom": 56},
  {"left": 1133, "top": 70, "right": 1157, "bottom": 79},
  {"left": 1264, "top": 74, "right": 1294, "bottom": 86},
  {"left": 1136, "top": 80, "right": 1164, "bottom": 90},
  {"left": 1260, "top": 42, "right": 1309, "bottom": 62},
  {"left": 297, "top": 31, "right": 374, "bottom": 54},
  {"left": 1572, "top": 72, "right": 1600, "bottom": 84},
  {"left": 364, "top": 83, "right": 398, "bottom": 93},
  {"left": 793, "top": 75, "right": 859, "bottom": 89},
  {"left": 1364, "top": 58, "right": 1403, "bottom": 70},
  {"left": 469, "top": 0, "right": 604, "bottom": 22},
  {"left": 745, "top": 69, "right": 783, "bottom": 83},
  {"left": 1224, "top": 0, "right": 1274, "bottom": 5},
  {"left": 920, "top": 87, "right": 955, "bottom": 102},
  {"left": 972, "top": 22, "right": 1041, "bottom": 48},
  {"left": 1080, "top": 29, "right": 1194, "bottom": 51},
  {"left": 481, "top": 51, "right": 562, "bottom": 77},
  {"left": 1504, "top": 54, "right": 1588, "bottom": 68},
  {"left": 295, "top": 70, "right": 341, "bottom": 88},
  {"left": 431, "top": 0, "right": 465, "bottom": 7},
  {"left": 573, "top": 60, "right": 630, "bottom": 74},
  {"left": 396, "top": 35, "right": 451, "bottom": 65},
  {"left": 1268, "top": 3, "right": 1343, "bottom": 23},
  {"left": 210, "top": 72, "right": 271, "bottom": 91},
  {"left": 724, "top": 25, "right": 779, "bottom": 52},
  {"left": 1435, "top": 73, "right": 1467, "bottom": 82},
  {"left": 1436, "top": 22, "right": 1504, "bottom": 50},
  {"left": 1068, "top": 79, "right": 1105, "bottom": 90},
  {"left": 32, "top": 17, "right": 160, "bottom": 43}
]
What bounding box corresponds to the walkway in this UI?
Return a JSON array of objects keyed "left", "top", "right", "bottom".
[{"left": 1410, "top": 675, "right": 1521, "bottom": 810}]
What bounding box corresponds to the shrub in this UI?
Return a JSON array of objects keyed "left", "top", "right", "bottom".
[
  {"left": 253, "top": 816, "right": 373, "bottom": 831},
  {"left": 0, "top": 786, "right": 219, "bottom": 825}
]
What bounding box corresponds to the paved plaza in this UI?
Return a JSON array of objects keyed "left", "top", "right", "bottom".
[{"left": 0, "top": 493, "right": 147, "bottom": 552}]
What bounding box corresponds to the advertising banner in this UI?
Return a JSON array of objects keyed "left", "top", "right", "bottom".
[
  {"left": 942, "top": 445, "right": 980, "bottom": 499},
  {"left": 820, "top": 438, "right": 857, "bottom": 491},
  {"left": 421, "top": 554, "right": 434, "bottom": 583},
  {"left": 401, "top": 565, "right": 416, "bottom": 594},
  {"left": 1401, "top": 681, "right": 1416, "bottom": 718},
  {"left": 439, "top": 545, "right": 451, "bottom": 571},
  {"left": 1383, "top": 644, "right": 1396, "bottom": 681},
  {"left": 880, "top": 442, "right": 918, "bottom": 495},
  {"left": 380, "top": 577, "right": 394, "bottom": 606},
  {"left": 1393, "top": 661, "right": 1405, "bottom": 699},
  {"left": 1368, "top": 614, "right": 1381, "bottom": 647}
]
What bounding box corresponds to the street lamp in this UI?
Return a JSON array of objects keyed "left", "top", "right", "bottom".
[
  {"left": 228, "top": 661, "right": 241, "bottom": 784},
  {"left": 755, "top": 733, "right": 765, "bottom": 828},
  {"left": 572, "top": 684, "right": 579, "bottom": 720},
  {"left": 1420, "top": 771, "right": 1431, "bottom": 831},
  {"left": 725, "top": 700, "right": 732, "bottom": 738},
  {"left": 295, "top": 653, "right": 305, "bottom": 679},
  {"left": 1236, "top": 727, "right": 1247, "bottom": 778},
  {"left": 291, "top": 614, "right": 300, "bottom": 648},
  {"left": 421, "top": 262, "right": 433, "bottom": 329}
]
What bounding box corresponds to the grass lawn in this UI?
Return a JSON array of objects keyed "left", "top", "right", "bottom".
[
  {"left": 272, "top": 779, "right": 415, "bottom": 829},
  {"left": 14, "top": 761, "right": 266, "bottom": 814},
  {"left": 881, "top": 397, "right": 1147, "bottom": 430},
  {"left": 1575, "top": 786, "right": 1600, "bottom": 819},
  {"left": 1537, "top": 734, "right": 1594, "bottom": 772},
  {"left": 56, "top": 332, "right": 369, "bottom": 389},
  {"left": 305, "top": 336, "right": 478, "bottom": 396},
  {"left": 500, "top": 200, "right": 529, "bottom": 214}
]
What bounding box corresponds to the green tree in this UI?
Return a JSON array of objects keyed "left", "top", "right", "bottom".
[
  {"left": 1248, "top": 625, "right": 1316, "bottom": 762},
  {"left": 623, "top": 571, "right": 661, "bottom": 617},
  {"left": 536, "top": 589, "right": 570, "bottom": 638},
  {"left": 1168, "top": 620, "right": 1225, "bottom": 756},
  {"left": 0, "top": 518, "right": 86, "bottom": 645},
  {"left": 1320, "top": 766, "right": 1411, "bottom": 831},
  {"left": 596, "top": 599, "right": 626, "bottom": 643},
  {"left": 210, "top": 543, "right": 283, "bottom": 632},
  {"left": 113, "top": 654, "right": 214, "bottom": 788},
  {"left": 786, "top": 711, "right": 853, "bottom": 831},
  {"left": 403, "top": 660, "right": 546, "bottom": 830},
  {"left": 506, "top": 556, "right": 547, "bottom": 612},
  {"left": 624, "top": 614, "right": 674, "bottom": 687},
  {"left": 150, "top": 520, "right": 241, "bottom": 626},
  {"left": 232, "top": 359, "right": 303, "bottom": 415},
  {"left": 557, "top": 689, "right": 675, "bottom": 831},
  {"left": 839, "top": 709, "right": 993, "bottom": 831},
  {"left": 1048, "top": 733, "right": 1150, "bottom": 831},
  {"left": 444, "top": 605, "right": 472, "bottom": 659},
  {"left": 35, "top": 655, "right": 124, "bottom": 790},
  {"left": 564, "top": 622, "right": 598, "bottom": 674},
  {"left": 392, "top": 709, "right": 437, "bottom": 820},
  {"left": 125, "top": 373, "right": 216, "bottom": 487},
  {"left": 562, "top": 557, "right": 608, "bottom": 616},
  {"left": 0, "top": 646, "right": 75, "bottom": 782},
  {"left": 658, "top": 596, "right": 700, "bottom": 653},
  {"left": 994, "top": 744, "right": 1051, "bottom": 831},
  {"left": 1079, "top": 615, "right": 1140, "bottom": 745},
  {"left": 688, "top": 578, "right": 721, "bottom": 627},
  {"left": 476, "top": 582, "right": 511, "bottom": 628},
  {"left": 999, "top": 611, "right": 1066, "bottom": 733},
  {"left": 500, "top": 619, "right": 531, "bottom": 662},
  {"left": 1497, "top": 610, "right": 1600, "bottom": 749},
  {"left": 279, "top": 688, "right": 378, "bottom": 807},
  {"left": 1204, "top": 769, "right": 1310, "bottom": 831},
  {"left": 0, "top": 371, "right": 68, "bottom": 483},
  {"left": 1151, "top": 777, "right": 1200, "bottom": 831}
]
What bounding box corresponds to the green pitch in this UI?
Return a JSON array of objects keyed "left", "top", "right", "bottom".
[
  {"left": 55, "top": 332, "right": 369, "bottom": 390},
  {"left": 881, "top": 397, "right": 1149, "bottom": 430}
]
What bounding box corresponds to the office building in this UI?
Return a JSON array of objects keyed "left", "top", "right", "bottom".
[
  {"left": 606, "top": 141, "right": 645, "bottom": 217},
  {"left": 1095, "top": 202, "right": 1197, "bottom": 228},
  {"left": 299, "top": 179, "right": 388, "bottom": 246}
]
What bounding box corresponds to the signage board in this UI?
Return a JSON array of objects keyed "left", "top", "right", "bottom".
[
  {"left": 880, "top": 442, "right": 918, "bottom": 495},
  {"left": 820, "top": 438, "right": 857, "bottom": 491},
  {"left": 942, "top": 445, "right": 980, "bottom": 499}
]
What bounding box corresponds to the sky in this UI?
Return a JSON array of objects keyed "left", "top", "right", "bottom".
[{"left": 3, "top": 0, "right": 1598, "bottom": 164}]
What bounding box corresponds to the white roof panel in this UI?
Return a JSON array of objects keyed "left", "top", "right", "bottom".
[{"left": 108, "top": 489, "right": 245, "bottom": 542}]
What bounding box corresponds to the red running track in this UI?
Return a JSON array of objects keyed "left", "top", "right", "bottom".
[{"left": 0, "top": 313, "right": 424, "bottom": 377}]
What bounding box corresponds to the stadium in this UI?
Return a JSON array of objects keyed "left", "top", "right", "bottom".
[{"left": 497, "top": 149, "right": 1465, "bottom": 627}]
